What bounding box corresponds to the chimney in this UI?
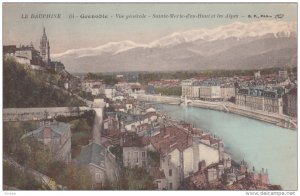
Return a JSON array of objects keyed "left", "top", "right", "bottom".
[{"left": 253, "top": 166, "right": 255, "bottom": 172}]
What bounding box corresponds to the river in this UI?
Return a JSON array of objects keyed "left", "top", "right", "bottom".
[{"left": 156, "top": 104, "right": 297, "bottom": 190}]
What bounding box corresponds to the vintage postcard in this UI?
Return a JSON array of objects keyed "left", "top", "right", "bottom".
[{"left": 2, "top": 2, "right": 297, "bottom": 192}]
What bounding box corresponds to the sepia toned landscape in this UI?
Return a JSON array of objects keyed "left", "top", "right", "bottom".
[{"left": 2, "top": 3, "right": 297, "bottom": 191}]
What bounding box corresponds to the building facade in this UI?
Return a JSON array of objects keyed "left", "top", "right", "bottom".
[
  {"left": 221, "top": 87, "right": 236, "bottom": 100},
  {"left": 199, "top": 86, "right": 222, "bottom": 101},
  {"left": 235, "top": 88, "right": 283, "bottom": 114},
  {"left": 123, "top": 147, "right": 148, "bottom": 168},
  {"left": 181, "top": 79, "right": 196, "bottom": 98},
  {"left": 183, "top": 79, "right": 235, "bottom": 101},
  {"left": 283, "top": 88, "right": 297, "bottom": 117},
  {"left": 78, "top": 142, "right": 119, "bottom": 186},
  {"left": 150, "top": 125, "right": 230, "bottom": 190}
]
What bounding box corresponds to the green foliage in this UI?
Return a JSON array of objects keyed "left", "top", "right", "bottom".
[
  {"left": 55, "top": 110, "right": 95, "bottom": 128},
  {"left": 3, "top": 121, "right": 52, "bottom": 171},
  {"left": 3, "top": 121, "right": 38, "bottom": 156},
  {"left": 3, "top": 162, "right": 42, "bottom": 190},
  {"left": 55, "top": 110, "right": 95, "bottom": 158},
  {"left": 147, "top": 151, "right": 160, "bottom": 167},
  {"left": 155, "top": 86, "right": 182, "bottom": 96},
  {"left": 71, "top": 130, "right": 92, "bottom": 158},
  {"left": 75, "top": 90, "right": 94, "bottom": 101},
  {"left": 3, "top": 58, "right": 84, "bottom": 108},
  {"left": 116, "top": 167, "right": 155, "bottom": 190},
  {"left": 109, "top": 145, "right": 123, "bottom": 166},
  {"left": 137, "top": 67, "right": 297, "bottom": 85},
  {"left": 85, "top": 72, "right": 118, "bottom": 85},
  {"left": 55, "top": 163, "right": 92, "bottom": 190},
  {"left": 69, "top": 118, "right": 93, "bottom": 158},
  {"left": 3, "top": 119, "right": 93, "bottom": 190}
]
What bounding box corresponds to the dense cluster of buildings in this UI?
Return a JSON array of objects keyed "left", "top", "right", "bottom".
[
  {"left": 148, "top": 79, "right": 181, "bottom": 88},
  {"left": 99, "top": 90, "right": 276, "bottom": 190},
  {"left": 79, "top": 79, "right": 146, "bottom": 99},
  {"left": 181, "top": 78, "right": 236, "bottom": 101},
  {"left": 235, "top": 88, "right": 283, "bottom": 114},
  {"left": 181, "top": 71, "right": 297, "bottom": 118},
  {"left": 4, "top": 28, "right": 293, "bottom": 190}
]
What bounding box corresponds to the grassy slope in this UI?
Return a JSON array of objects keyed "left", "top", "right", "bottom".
[{"left": 3, "top": 57, "right": 84, "bottom": 108}]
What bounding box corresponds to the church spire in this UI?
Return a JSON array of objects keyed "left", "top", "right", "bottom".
[{"left": 40, "top": 27, "right": 50, "bottom": 66}]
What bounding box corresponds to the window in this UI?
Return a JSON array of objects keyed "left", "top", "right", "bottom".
[
  {"left": 142, "top": 151, "right": 146, "bottom": 158},
  {"left": 95, "top": 172, "right": 101, "bottom": 182},
  {"left": 127, "top": 152, "right": 130, "bottom": 162},
  {"left": 134, "top": 152, "right": 139, "bottom": 163},
  {"left": 169, "top": 183, "right": 173, "bottom": 189},
  {"left": 169, "top": 169, "right": 172, "bottom": 176}
]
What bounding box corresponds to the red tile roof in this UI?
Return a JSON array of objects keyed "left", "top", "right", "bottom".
[{"left": 150, "top": 125, "right": 192, "bottom": 155}]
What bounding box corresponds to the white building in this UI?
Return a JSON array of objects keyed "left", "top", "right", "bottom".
[
  {"left": 254, "top": 71, "right": 261, "bottom": 79},
  {"left": 150, "top": 125, "right": 230, "bottom": 190},
  {"left": 105, "top": 87, "right": 116, "bottom": 99},
  {"left": 181, "top": 79, "right": 196, "bottom": 98}
]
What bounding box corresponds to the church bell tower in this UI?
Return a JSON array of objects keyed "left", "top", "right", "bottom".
[{"left": 40, "top": 27, "right": 51, "bottom": 66}]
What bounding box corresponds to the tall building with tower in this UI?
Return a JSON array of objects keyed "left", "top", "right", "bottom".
[{"left": 40, "top": 27, "right": 51, "bottom": 65}]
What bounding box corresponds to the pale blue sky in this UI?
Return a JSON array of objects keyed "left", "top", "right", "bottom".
[{"left": 3, "top": 3, "right": 297, "bottom": 53}]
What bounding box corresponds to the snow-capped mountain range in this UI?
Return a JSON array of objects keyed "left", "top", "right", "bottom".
[{"left": 52, "top": 20, "right": 297, "bottom": 72}]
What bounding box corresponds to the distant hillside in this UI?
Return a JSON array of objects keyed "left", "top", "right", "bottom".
[
  {"left": 3, "top": 57, "right": 84, "bottom": 108},
  {"left": 53, "top": 21, "right": 297, "bottom": 73}
]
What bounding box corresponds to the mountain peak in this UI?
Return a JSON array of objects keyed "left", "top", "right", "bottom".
[{"left": 52, "top": 20, "right": 296, "bottom": 59}]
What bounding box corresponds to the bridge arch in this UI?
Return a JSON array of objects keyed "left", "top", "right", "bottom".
[{"left": 186, "top": 100, "right": 193, "bottom": 105}]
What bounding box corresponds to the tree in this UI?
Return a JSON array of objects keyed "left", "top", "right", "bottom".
[
  {"left": 148, "top": 151, "right": 160, "bottom": 167},
  {"left": 59, "top": 164, "right": 92, "bottom": 190},
  {"left": 116, "top": 167, "right": 155, "bottom": 190},
  {"left": 3, "top": 162, "right": 42, "bottom": 190},
  {"left": 3, "top": 58, "right": 84, "bottom": 108}
]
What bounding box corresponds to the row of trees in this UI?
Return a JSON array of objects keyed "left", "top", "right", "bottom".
[
  {"left": 155, "top": 86, "right": 182, "bottom": 96},
  {"left": 138, "top": 67, "right": 297, "bottom": 84},
  {"left": 85, "top": 72, "right": 118, "bottom": 85}
]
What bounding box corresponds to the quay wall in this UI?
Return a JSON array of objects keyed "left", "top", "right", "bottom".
[
  {"left": 135, "top": 94, "right": 297, "bottom": 130},
  {"left": 136, "top": 94, "right": 181, "bottom": 104}
]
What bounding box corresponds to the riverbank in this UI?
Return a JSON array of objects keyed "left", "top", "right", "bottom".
[
  {"left": 134, "top": 94, "right": 297, "bottom": 130},
  {"left": 155, "top": 104, "right": 296, "bottom": 190}
]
